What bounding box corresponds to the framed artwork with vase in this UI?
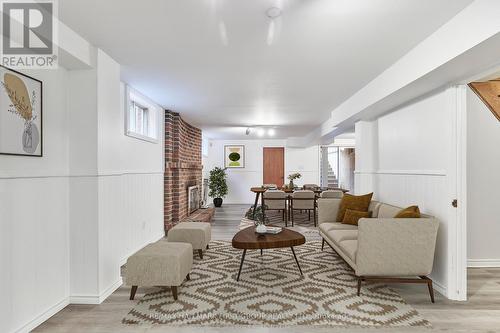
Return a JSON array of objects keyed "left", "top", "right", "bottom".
[
  {"left": 0, "top": 66, "right": 43, "bottom": 157},
  {"left": 224, "top": 145, "right": 245, "bottom": 168}
]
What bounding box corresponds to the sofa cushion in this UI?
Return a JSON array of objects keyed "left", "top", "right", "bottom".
[
  {"left": 336, "top": 193, "right": 373, "bottom": 221},
  {"left": 377, "top": 203, "right": 404, "bottom": 218},
  {"left": 319, "top": 222, "right": 358, "bottom": 235},
  {"left": 395, "top": 205, "right": 421, "bottom": 218},
  {"left": 342, "top": 209, "right": 372, "bottom": 225},
  {"left": 339, "top": 240, "right": 358, "bottom": 262},
  {"left": 368, "top": 201, "right": 382, "bottom": 217},
  {"left": 327, "top": 230, "right": 359, "bottom": 244}
]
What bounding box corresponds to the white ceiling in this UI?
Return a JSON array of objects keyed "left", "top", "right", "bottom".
[{"left": 59, "top": 0, "right": 473, "bottom": 139}]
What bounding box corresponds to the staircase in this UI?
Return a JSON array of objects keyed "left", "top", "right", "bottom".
[
  {"left": 469, "top": 79, "right": 500, "bottom": 121},
  {"left": 327, "top": 164, "right": 339, "bottom": 188}
]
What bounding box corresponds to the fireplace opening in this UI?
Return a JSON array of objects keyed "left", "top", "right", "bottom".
[{"left": 187, "top": 185, "right": 200, "bottom": 215}]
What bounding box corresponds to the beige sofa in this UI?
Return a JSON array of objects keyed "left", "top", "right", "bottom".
[{"left": 318, "top": 198, "right": 439, "bottom": 302}]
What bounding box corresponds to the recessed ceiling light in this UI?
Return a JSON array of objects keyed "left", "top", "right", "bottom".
[
  {"left": 266, "top": 7, "right": 282, "bottom": 19},
  {"left": 268, "top": 128, "right": 276, "bottom": 136}
]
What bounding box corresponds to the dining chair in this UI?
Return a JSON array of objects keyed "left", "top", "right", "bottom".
[
  {"left": 321, "top": 190, "right": 344, "bottom": 199},
  {"left": 303, "top": 184, "right": 319, "bottom": 190},
  {"left": 290, "top": 190, "right": 316, "bottom": 227},
  {"left": 263, "top": 184, "right": 278, "bottom": 189},
  {"left": 262, "top": 190, "right": 288, "bottom": 225}
]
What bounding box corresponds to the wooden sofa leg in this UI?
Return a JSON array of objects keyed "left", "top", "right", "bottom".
[
  {"left": 321, "top": 238, "right": 325, "bottom": 251},
  {"left": 357, "top": 277, "right": 362, "bottom": 296},
  {"left": 130, "top": 286, "right": 138, "bottom": 300},
  {"left": 198, "top": 249, "right": 203, "bottom": 259},
  {"left": 420, "top": 276, "right": 435, "bottom": 303},
  {"left": 171, "top": 286, "right": 178, "bottom": 301}
]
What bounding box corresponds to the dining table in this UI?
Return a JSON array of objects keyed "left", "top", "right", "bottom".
[{"left": 250, "top": 186, "right": 348, "bottom": 219}]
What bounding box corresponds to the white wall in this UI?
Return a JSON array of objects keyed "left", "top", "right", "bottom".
[
  {"left": 466, "top": 87, "right": 500, "bottom": 266},
  {"left": 96, "top": 50, "right": 164, "bottom": 299},
  {"left": 204, "top": 139, "right": 319, "bottom": 204},
  {"left": 68, "top": 49, "right": 165, "bottom": 304},
  {"left": 0, "top": 68, "right": 71, "bottom": 333},
  {"left": 355, "top": 87, "right": 457, "bottom": 299},
  {"left": 1, "top": 50, "right": 165, "bottom": 333}
]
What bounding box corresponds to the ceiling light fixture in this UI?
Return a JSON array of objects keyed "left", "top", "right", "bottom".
[
  {"left": 266, "top": 7, "right": 282, "bottom": 19},
  {"left": 257, "top": 128, "right": 265, "bottom": 137},
  {"left": 268, "top": 128, "right": 276, "bottom": 136},
  {"left": 246, "top": 128, "right": 251, "bottom": 135},
  {"left": 266, "top": 7, "right": 281, "bottom": 46}
]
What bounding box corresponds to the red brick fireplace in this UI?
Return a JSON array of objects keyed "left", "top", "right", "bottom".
[{"left": 164, "top": 111, "right": 202, "bottom": 231}]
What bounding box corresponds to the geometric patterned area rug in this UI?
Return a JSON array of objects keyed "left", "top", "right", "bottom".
[{"left": 123, "top": 241, "right": 430, "bottom": 327}]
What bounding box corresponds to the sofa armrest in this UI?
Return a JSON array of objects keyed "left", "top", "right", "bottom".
[
  {"left": 317, "top": 198, "right": 341, "bottom": 224},
  {"left": 356, "top": 218, "right": 439, "bottom": 277}
]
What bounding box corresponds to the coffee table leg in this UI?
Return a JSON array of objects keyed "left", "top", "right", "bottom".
[
  {"left": 260, "top": 249, "right": 263, "bottom": 256},
  {"left": 237, "top": 249, "right": 247, "bottom": 281},
  {"left": 290, "top": 247, "right": 303, "bottom": 276}
]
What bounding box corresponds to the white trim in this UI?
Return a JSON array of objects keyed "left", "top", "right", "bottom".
[
  {"left": 0, "top": 171, "right": 164, "bottom": 180},
  {"left": 354, "top": 170, "right": 447, "bottom": 176},
  {"left": 125, "top": 130, "right": 159, "bottom": 144},
  {"left": 468, "top": 259, "right": 500, "bottom": 268},
  {"left": 455, "top": 85, "right": 468, "bottom": 300},
  {"left": 432, "top": 280, "right": 447, "bottom": 298},
  {"left": 69, "top": 278, "right": 123, "bottom": 305},
  {"left": 12, "top": 298, "right": 69, "bottom": 333}
]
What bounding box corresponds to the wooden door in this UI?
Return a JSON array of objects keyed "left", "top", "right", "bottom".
[{"left": 263, "top": 147, "right": 285, "bottom": 187}]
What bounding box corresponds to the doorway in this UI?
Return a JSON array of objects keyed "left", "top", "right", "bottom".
[{"left": 263, "top": 147, "right": 284, "bottom": 187}]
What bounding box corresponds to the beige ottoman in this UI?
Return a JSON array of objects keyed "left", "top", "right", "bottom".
[
  {"left": 167, "top": 222, "right": 211, "bottom": 259},
  {"left": 125, "top": 241, "right": 192, "bottom": 301}
]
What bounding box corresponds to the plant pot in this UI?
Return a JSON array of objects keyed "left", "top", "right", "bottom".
[{"left": 213, "top": 198, "right": 223, "bottom": 207}]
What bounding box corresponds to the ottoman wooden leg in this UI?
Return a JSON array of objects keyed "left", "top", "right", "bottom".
[
  {"left": 206, "top": 244, "right": 209, "bottom": 249},
  {"left": 130, "top": 286, "right": 138, "bottom": 300},
  {"left": 186, "top": 273, "right": 190, "bottom": 281},
  {"left": 198, "top": 249, "right": 203, "bottom": 259},
  {"left": 172, "top": 286, "right": 178, "bottom": 300}
]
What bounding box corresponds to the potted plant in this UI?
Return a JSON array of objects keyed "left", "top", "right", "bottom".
[{"left": 208, "top": 167, "right": 228, "bottom": 207}]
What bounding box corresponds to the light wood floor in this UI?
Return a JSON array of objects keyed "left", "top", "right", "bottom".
[{"left": 34, "top": 205, "right": 500, "bottom": 333}]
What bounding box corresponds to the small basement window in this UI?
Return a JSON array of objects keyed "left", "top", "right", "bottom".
[{"left": 125, "top": 85, "right": 160, "bottom": 143}]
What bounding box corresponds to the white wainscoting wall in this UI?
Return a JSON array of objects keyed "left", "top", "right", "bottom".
[{"left": 354, "top": 87, "right": 459, "bottom": 299}]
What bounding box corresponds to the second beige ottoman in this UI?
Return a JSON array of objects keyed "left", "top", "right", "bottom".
[{"left": 167, "top": 222, "right": 211, "bottom": 259}]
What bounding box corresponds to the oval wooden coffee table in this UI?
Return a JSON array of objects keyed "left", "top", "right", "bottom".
[{"left": 232, "top": 226, "right": 306, "bottom": 281}]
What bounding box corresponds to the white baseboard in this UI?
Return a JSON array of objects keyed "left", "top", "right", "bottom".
[
  {"left": 432, "top": 280, "right": 447, "bottom": 298},
  {"left": 13, "top": 297, "right": 69, "bottom": 333},
  {"left": 468, "top": 259, "right": 500, "bottom": 267},
  {"left": 70, "top": 277, "right": 123, "bottom": 305}
]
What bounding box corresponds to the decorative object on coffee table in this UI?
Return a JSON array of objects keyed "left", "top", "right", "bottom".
[
  {"left": 208, "top": 167, "right": 228, "bottom": 207},
  {"left": 232, "top": 226, "right": 305, "bottom": 281},
  {"left": 0, "top": 66, "right": 42, "bottom": 157}
]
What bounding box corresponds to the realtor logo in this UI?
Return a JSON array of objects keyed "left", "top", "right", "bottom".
[{"left": 1, "top": 0, "right": 58, "bottom": 69}]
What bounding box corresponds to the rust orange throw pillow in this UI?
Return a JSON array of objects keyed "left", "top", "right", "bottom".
[
  {"left": 394, "top": 205, "right": 421, "bottom": 218},
  {"left": 336, "top": 192, "right": 373, "bottom": 222},
  {"left": 342, "top": 209, "right": 372, "bottom": 225}
]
